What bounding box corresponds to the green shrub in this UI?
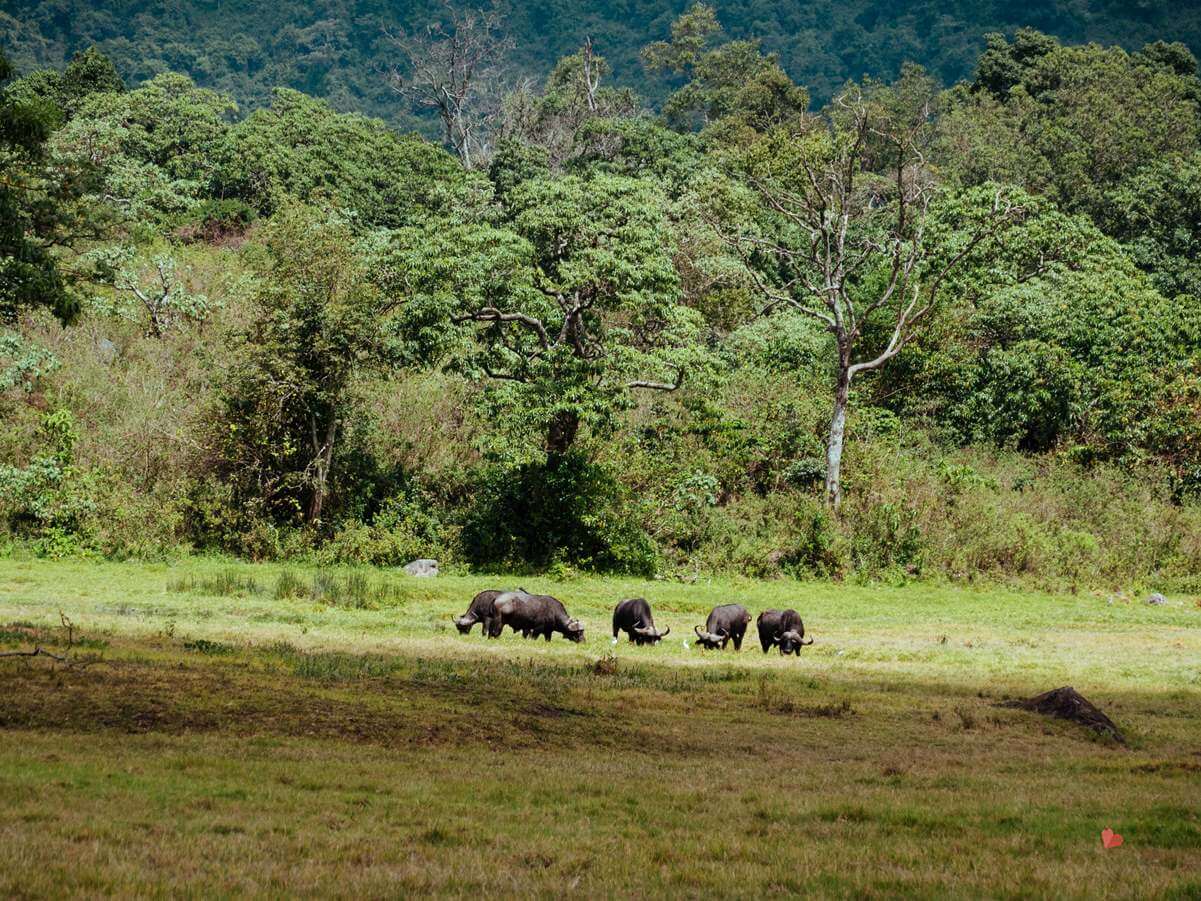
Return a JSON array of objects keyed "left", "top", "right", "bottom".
[
  {"left": 0, "top": 410, "right": 98, "bottom": 555},
  {"left": 320, "top": 490, "right": 451, "bottom": 567},
  {"left": 459, "top": 454, "right": 657, "bottom": 576},
  {"left": 778, "top": 497, "right": 845, "bottom": 578},
  {"left": 845, "top": 500, "right": 926, "bottom": 579}
]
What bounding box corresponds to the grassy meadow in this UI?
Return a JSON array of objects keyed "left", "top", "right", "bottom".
[{"left": 1, "top": 557, "right": 1200, "bottom": 897}]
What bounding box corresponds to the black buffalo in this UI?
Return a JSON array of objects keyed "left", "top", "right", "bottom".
[
  {"left": 692, "top": 604, "right": 751, "bottom": 650},
  {"left": 454, "top": 589, "right": 502, "bottom": 635},
  {"left": 488, "top": 591, "right": 585, "bottom": 643},
  {"left": 454, "top": 588, "right": 528, "bottom": 635},
  {"left": 612, "top": 598, "right": 671, "bottom": 645},
  {"left": 757, "top": 609, "right": 814, "bottom": 655}
]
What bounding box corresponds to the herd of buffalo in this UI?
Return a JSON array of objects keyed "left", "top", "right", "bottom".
[{"left": 453, "top": 589, "right": 815, "bottom": 655}]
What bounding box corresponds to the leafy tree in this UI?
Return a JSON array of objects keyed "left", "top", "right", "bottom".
[
  {"left": 645, "top": 3, "right": 808, "bottom": 142},
  {"left": 0, "top": 50, "right": 85, "bottom": 322},
  {"left": 386, "top": 172, "right": 706, "bottom": 461},
  {"left": 3, "top": 46, "right": 124, "bottom": 125},
  {"left": 641, "top": 2, "right": 722, "bottom": 76},
  {"left": 50, "top": 72, "right": 235, "bottom": 224},
  {"left": 217, "top": 88, "right": 467, "bottom": 226},
  {"left": 570, "top": 115, "right": 705, "bottom": 193},
  {"left": 971, "top": 28, "right": 1060, "bottom": 99},
  {"left": 711, "top": 78, "right": 1021, "bottom": 506},
  {"left": 487, "top": 139, "right": 552, "bottom": 204},
  {"left": 214, "top": 206, "right": 408, "bottom": 526},
  {"left": 887, "top": 193, "right": 1201, "bottom": 461},
  {"left": 1103, "top": 152, "right": 1201, "bottom": 300},
  {"left": 944, "top": 32, "right": 1201, "bottom": 221}
]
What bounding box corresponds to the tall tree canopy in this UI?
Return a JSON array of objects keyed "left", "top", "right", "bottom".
[{"left": 386, "top": 171, "right": 706, "bottom": 460}]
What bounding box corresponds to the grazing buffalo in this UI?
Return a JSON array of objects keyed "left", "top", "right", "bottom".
[
  {"left": 454, "top": 588, "right": 528, "bottom": 635},
  {"left": 692, "top": 604, "right": 751, "bottom": 650},
  {"left": 612, "top": 598, "right": 671, "bottom": 645},
  {"left": 454, "top": 589, "right": 502, "bottom": 634},
  {"left": 757, "top": 609, "right": 814, "bottom": 655},
  {"left": 488, "top": 591, "right": 585, "bottom": 643}
]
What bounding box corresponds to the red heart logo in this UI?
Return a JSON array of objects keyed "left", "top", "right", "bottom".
[{"left": 1101, "top": 828, "right": 1124, "bottom": 849}]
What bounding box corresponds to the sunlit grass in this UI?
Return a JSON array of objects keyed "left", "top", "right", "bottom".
[{"left": 1, "top": 557, "right": 1199, "bottom": 896}]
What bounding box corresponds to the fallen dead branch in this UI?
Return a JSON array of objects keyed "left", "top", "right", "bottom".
[{"left": 0, "top": 612, "right": 102, "bottom": 669}]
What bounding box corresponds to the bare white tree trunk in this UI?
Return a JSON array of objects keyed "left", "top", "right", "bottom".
[
  {"left": 826, "top": 366, "right": 851, "bottom": 508},
  {"left": 707, "top": 81, "right": 1022, "bottom": 508}
]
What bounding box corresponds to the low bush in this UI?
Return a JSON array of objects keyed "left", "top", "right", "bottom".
[
  {"left": 459, "top": 454, "right": 657, "bottom": 576},
  {"left": 7, "top": 295, "right": 1201, "bottom": 591}
]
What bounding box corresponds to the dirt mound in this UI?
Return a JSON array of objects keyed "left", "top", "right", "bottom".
[{"left": 999, "top": 686, "right": 1125, "bottom": 743}]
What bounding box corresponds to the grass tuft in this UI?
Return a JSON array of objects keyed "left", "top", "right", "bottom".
[
  {"left": 182, "top": 638, "right": 235, "bottom": 655},
  {"left": 168, "top": 569, "right": 260, "bottom": 597},
  {"left": 303, "top": 570, "right": 404, "bottom": 609},
  {"left": 273, "top": 570, "right": 305, "bottom": 600}
]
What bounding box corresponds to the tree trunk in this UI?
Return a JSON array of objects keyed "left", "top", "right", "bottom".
[
  {"left": 825, "top": 366, "right": 851, "bottom": 509},
  {"left": 308, "top": 473, "right": 327, "bottom": 524},
  {"left": 307, "top": 415, "right": 338, "bottom": 524},
  {"left": 546, "top": 409, "right": 579, "bottom": 465}
]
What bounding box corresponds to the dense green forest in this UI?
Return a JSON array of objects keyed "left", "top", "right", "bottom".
[
  {"left": 3, "top": 0, "right": 1201, "bottom": 126},
  {"left": 3, "top": 3, "right": 1201, "bottom": 588}
]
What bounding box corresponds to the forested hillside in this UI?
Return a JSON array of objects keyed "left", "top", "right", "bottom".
[
  {"left": 3, "top": 4, "right": 1201, "bottom": 588},
  {"left": 3, "top": 0, "right": 1201, "bottom": 126}
]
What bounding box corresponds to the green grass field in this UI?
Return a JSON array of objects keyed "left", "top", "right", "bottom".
[{"left": 2, "top": 557, "right": 1200, "bottom": 897}]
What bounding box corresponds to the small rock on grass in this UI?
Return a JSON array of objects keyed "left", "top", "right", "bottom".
[
  {"left": 403, "top": 559, "right": 439, "bottom": 577},
  {"left": 1147, "top": 592, "right": 1168, "bottom": 606}
]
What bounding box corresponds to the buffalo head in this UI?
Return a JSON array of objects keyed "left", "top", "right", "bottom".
[
  {"left": 692, "top": 624, "right": 725, "bottom": 650},
  {"left": 778, "top": 629, "right": 814, "bottom": 655},
  {"left": 565, "top": 619, "right": 585, "bottom": 643},
  {"left": 453, "top": 613, "right": 476, "bottom": 634},
  {"left": 634, "top": 623, "right": 670, "bottom": 644}
]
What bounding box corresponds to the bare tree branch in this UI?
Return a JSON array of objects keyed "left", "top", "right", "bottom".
[
  {"left": 0, "top": 613, "right": 100, "bottom": 668},
  {"left": 629, "top": 366, "right": 685, "bottom": 391},
  {"left": 387, "top": 1, "right": 513, "bottom": 168},
  {"left": 453, "top": 307, "right": 552, "bottom": 349},
  {"left": 712, "top": 85, "right": 1020, "bottom": 506}
]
